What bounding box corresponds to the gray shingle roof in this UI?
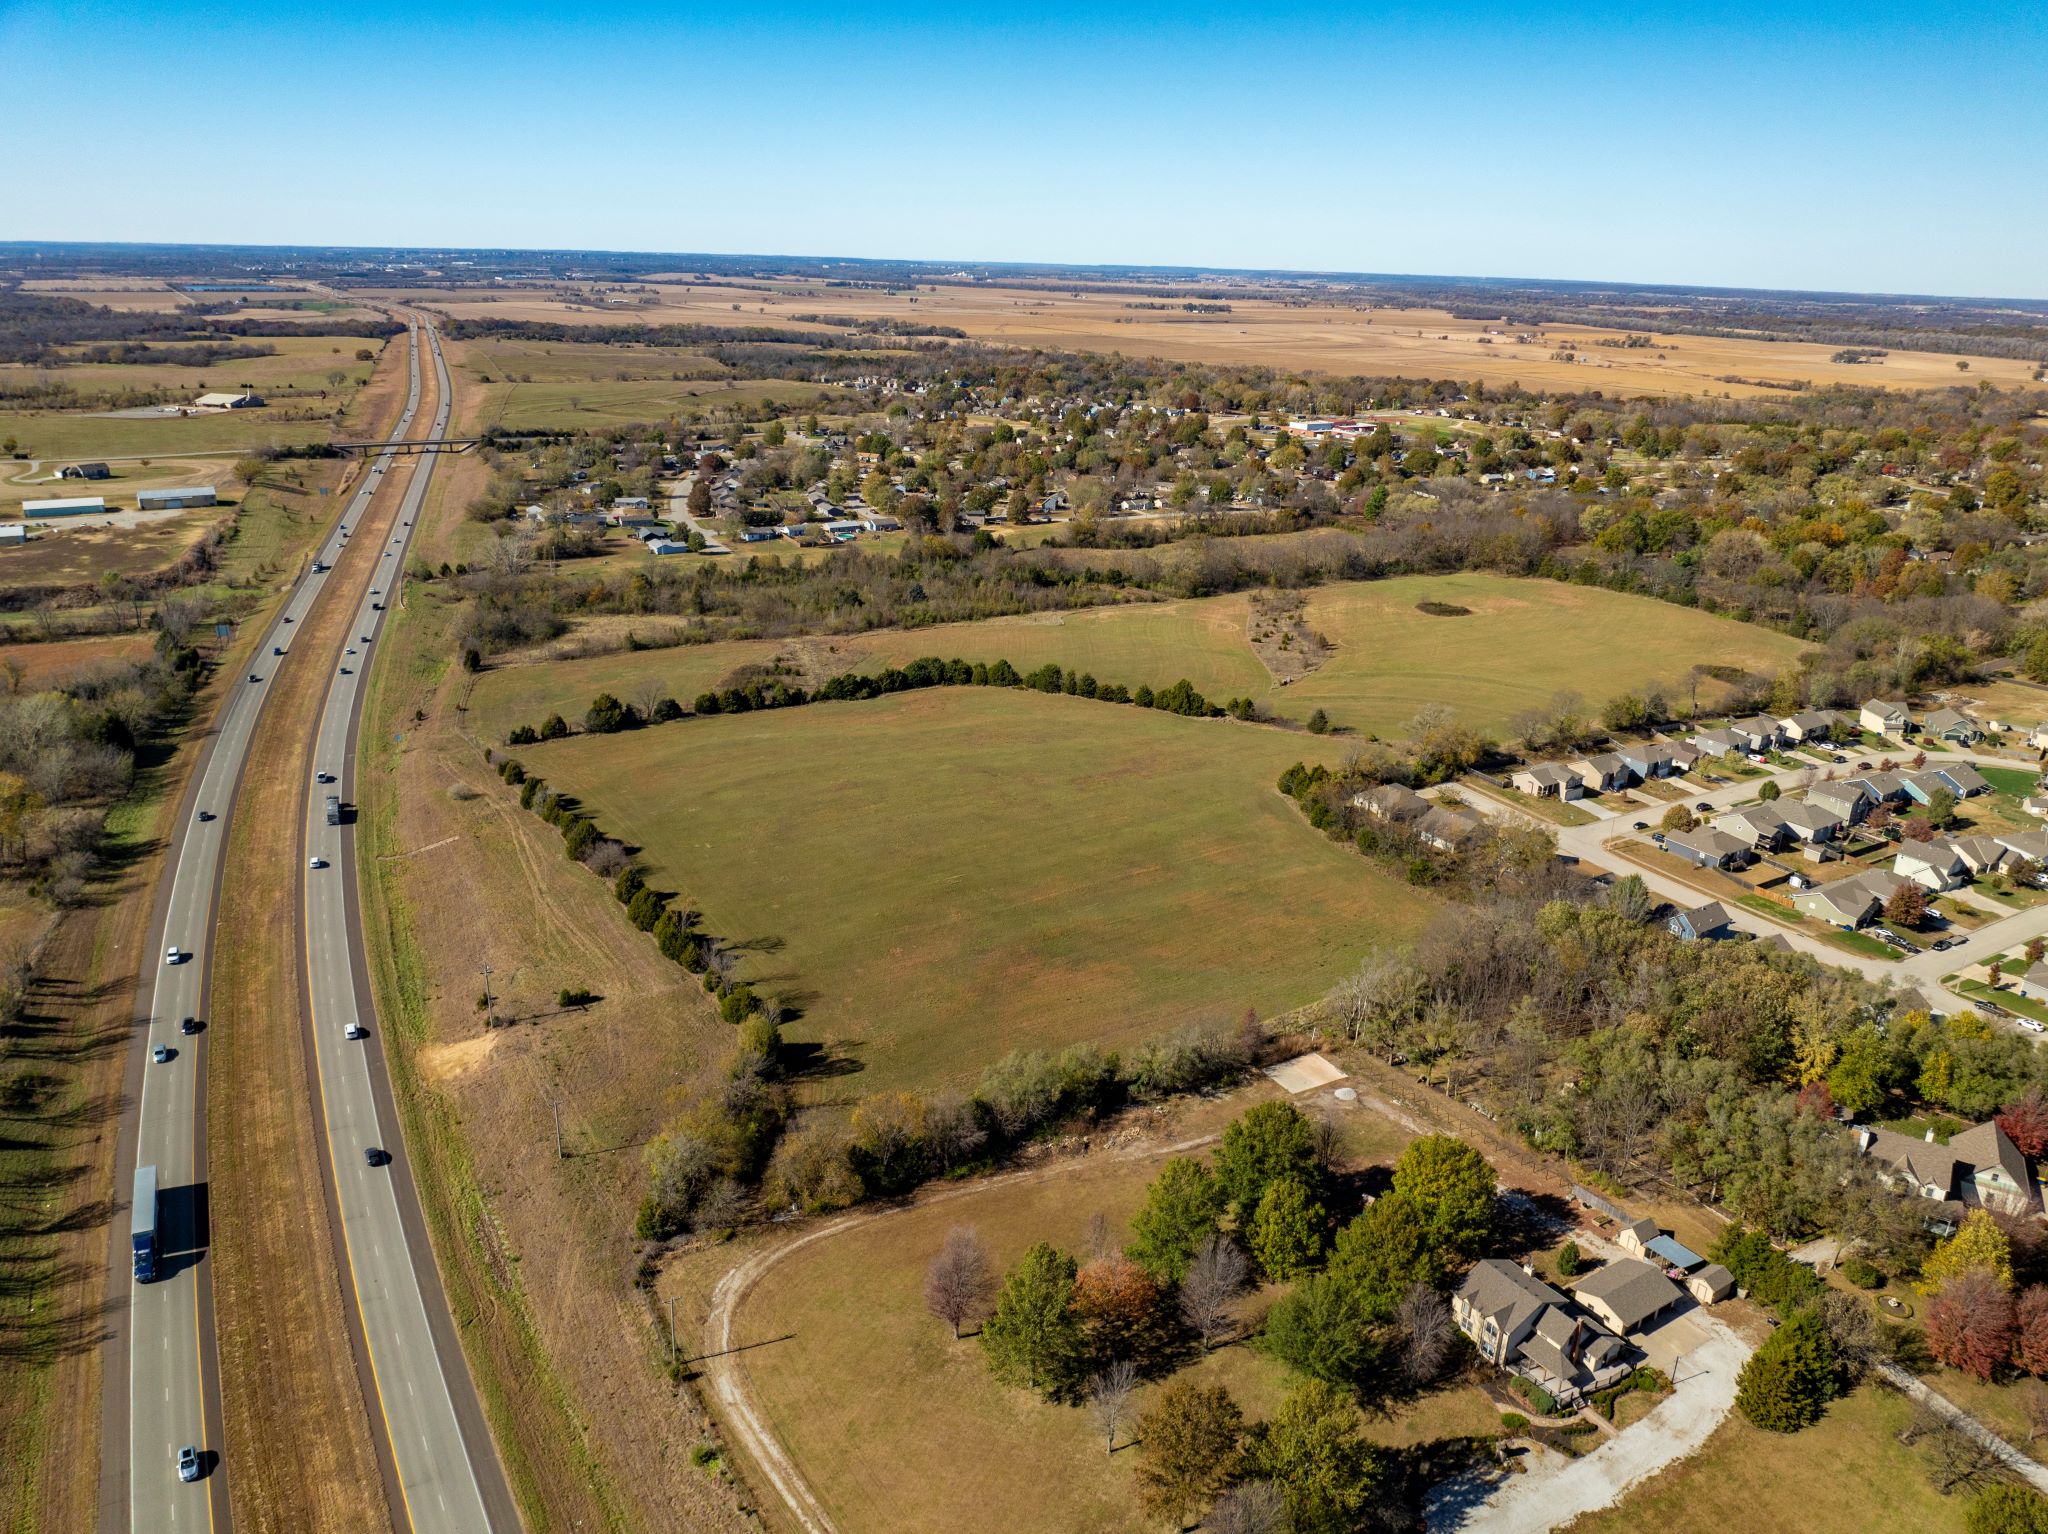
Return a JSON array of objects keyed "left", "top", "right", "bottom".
[{"left": 1573, "top": 1258, "right": 1684, "bottom": 1332}]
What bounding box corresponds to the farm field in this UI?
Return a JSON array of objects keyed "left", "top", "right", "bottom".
[
  {"left": 0, "top": 452, "right": 244, "bottom": 509},
  {"left": 369, "top": 280, "right": 2043, "bottom": 398},
  {"left": 722, "top": 1085, "right": 1484, "bottom": 1534},
  {"left": 466, "top": 572, "right": 1810, "bottom": 746},
  {"left": 516, "top": 687, "right": 1432, "bottom": 1096},
  {"left": 0, "top": 632, "right": 153, "bottom": 687}
]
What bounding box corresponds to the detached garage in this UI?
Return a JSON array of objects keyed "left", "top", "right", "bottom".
[{"left": 138, "top": 486, "right": 218, "bottom": 511}]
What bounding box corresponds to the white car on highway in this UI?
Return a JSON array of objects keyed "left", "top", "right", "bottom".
[
  {"left": 308, "top": 856, "right": 327, "bottom": 870},
  {"left": 164, "top": 946, "right": 185, "bottom": 965}
]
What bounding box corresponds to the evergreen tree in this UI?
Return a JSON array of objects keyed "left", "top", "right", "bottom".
[
  {"left": 1249, "top": 1175, "right": 1325, "bottom": 1282},
  {"left": 1734, "top": 1308, "right": 1838, "bottom": 1432},
  {"left": 1258, "top": 1273, "right": 1376, "bottom": 1391},
  {"left": 980, "top": 1243, "right": 1084, "bottom": 1397},
  {"left": 1127, "top": 1157, "right": 1226, "bottom": 1284}
]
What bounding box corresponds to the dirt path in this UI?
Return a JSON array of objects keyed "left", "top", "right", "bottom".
[{"left": 698, "top": 1127, "right": 1225, "bottom": 1534}]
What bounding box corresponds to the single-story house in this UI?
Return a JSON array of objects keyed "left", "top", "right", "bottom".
[
  {"left": 2030, "top": 725, "right": 2048, "bottom": 753},
  {"left": 1694, "top": 728, "right": 1745, "bottom": 757},
  {"left": 612, "top": 495, "right": 652, "bottom": 511},
  {"left": 1861, "top": 699, "right": 1912, "bottom": 737},
  {"left": 1997, "top": 830, "right": 2048, "bottom": 861},
  {"left": 1953, "top": 836, "right": 2011, "bottom": 877},
  {"left": 1415, "top": 805, "right": 1482, "bottom": 852},
  {"left": 1924, "top": 708, "right": 1984, "bottom": 746},
  {"left": 1894, "top": 838, "right": 1968, "bottom": 891},
  {"left": 1780, "top": 710, "right": 1844, "bottom": 744},
  {"left": 2017, "top": 961, "right": 2048, "bottom": 1004},
  {"left": 1778, "top": 800, "right": 1843, "bottom": 842},
  {"left": 1730, "top": 716, "right": 1784, "bottom": 753},
  {"left": 1903, "top": 770, "right": 1963, "bottom": 807},
  {"left": 1854, "top": 1120, "right": 2035, "bottom": 1216},
  {"left": 1571, "top": 753, "right": 1631, "bottom": 793},
  {"left": 58, "top": 461, "right": 110, "bottom": 480},
  {"left": 1661, "top": 826, "right": 1752, "bottom": 870},
  {"left": 1715, "top": 806, "right": 1790, "bottom": 849},
  {"left": 1665, "top": 740, "right": 1704, "bottom": 773},
  {"left": 1807, "top": 784, "right": 1872, "bottom": 825},
  {"left": 644, "top": 539, "right": 691, "bottom": 556},
  {"left": 1619, "top": 744, "right": 1680, "bottom": 780},
  {"left": 1573, "top": 1259, "right": 1685, "bottom": 1336},
  {"left": 1668, "top": 901, "right": 1733, "bottom": 942},
  {"left": 1615, "top": 1218, "right": 1662, "bottom": 1259},
  {"left": 1686, "top": 1264, "right": 1737, "bottom": 1305},
  {"left": 1935, "top": 764, "right": 1992, "bottom": 799},
  {"left": 1849, "top": 771, "right": 1911, "bottom": 806},
  {"left": 1353, "top": 783, "right": 1430, "bottom": 823},
  {"left": 1510, "top": 763, "right": 1585, "bottom": 800},
  {"left": 1794, "top": 869, "right": 1903, "bottom": 928}
]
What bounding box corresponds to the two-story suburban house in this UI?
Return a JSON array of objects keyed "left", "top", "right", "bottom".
[
  {"left": 1861, "top": 699, "right": 1912, "bottom": 737},
  {"left": 1853, "top": 1120, "right": 2035, "bottom": 1223}
]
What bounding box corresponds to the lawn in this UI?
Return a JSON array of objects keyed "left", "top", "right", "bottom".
[
  {"left": 726, "top": 1092, "right": 1492, "bottom": 1534},
  {"left": 1564, "top": 1383, "right": 1968, "bottom": 1534},
  {"left": 0, "top": 408, "right": 333, "bottom": 459},
  {"left": 1978, "top": 765, "right": 2041, "bottom": 799},
  {"left": 518, "top": 687, "right": 1434, "bottom": 1096},
  {"left": 468, "top": 571, "right": 1811, "bottom": 746}
]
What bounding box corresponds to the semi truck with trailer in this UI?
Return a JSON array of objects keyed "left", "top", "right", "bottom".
[{"left": 132, "top": 1164, "right": 159, "bottom": 1282}]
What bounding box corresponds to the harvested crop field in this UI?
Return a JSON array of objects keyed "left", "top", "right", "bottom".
[
  {"left": 517, "top": 687, "right": 1429, "bottom": 1095},
  {"left": 369, "top": 280, "right": 2041, "bottom": 398}
]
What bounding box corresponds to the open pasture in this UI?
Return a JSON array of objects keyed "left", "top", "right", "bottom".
[
  {"left": 372, "top": 279, "right": 2040, "bottom": 398},
  {"left": 517, "top": 687, "right": 1430, "bottom": 1096},
  {"left": 467, "top": 572, "right": 1809, "bottom": 746},
  {"left": 0, "top": 408, "right": 333, "bottom": 460}
]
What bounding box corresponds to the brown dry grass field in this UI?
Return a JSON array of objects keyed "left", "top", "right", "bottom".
[
  {"left": 364, "top": 278, "right": 2041, "bottom": 398},
  {"left": 349, "top": 325, "right": 755, "bottom": 1533},
  {"left": 0, "top": 631, "right": 154, "bottom": 687},
  {"left": 700, "top": 1080, "right": 1497, "bottom": 1534}
]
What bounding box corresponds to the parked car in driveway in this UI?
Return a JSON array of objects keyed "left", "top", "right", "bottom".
[{"left": 2024, "top": 1019, "right": 2047, "bottom": 1033}]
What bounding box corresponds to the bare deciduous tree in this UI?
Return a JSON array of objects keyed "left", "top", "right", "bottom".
[
  {"left": 1396, "top": 1282, "right": 1454, "bottom": 1385},
  {"left": 1902, "top": 1406, "right": 2008, "bottom": 1496},
  {"left": 1206, "top": 1480, "right": 1288, "bottom": 1534},
  {"left": 924, "top": 1225, "right": 996, "bottom": 1339},
  {"left": 1088, "top": 1358, "right": 1138, "bottom": 1454},
  {"left": 1180, "top": 1234, "right": 1249, "bottom": 1351}
]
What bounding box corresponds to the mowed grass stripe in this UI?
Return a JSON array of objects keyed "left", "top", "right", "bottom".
[{"left": 524, "top": 687, "right": 1428, "bottom": 1096}]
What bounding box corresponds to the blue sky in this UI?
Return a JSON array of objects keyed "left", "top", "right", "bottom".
[{"left": 7, "top": 1, "right": 2044, "bottom": 297}]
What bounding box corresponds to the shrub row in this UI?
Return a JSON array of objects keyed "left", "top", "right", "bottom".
[{"left": 505, "top": 654, "right": 1266, "bottom": 745}]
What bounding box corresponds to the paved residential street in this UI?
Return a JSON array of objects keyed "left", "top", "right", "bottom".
[{"left": 1480, "top": 747, "right": 2048, "bottom": 1019}]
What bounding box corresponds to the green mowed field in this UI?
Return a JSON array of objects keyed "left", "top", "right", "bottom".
[
  {"left": 521, "top": 688, "right": 1429, "bottom": 1094},
  {"left": 732, "top": 1089, "right": 1488, "bottom": 1534},
  {"left": 461, "top": 336, "right": 729, "bottom": 384},
  {"left": 469, "top": 572, "right": 1810, "bottom": 746}
]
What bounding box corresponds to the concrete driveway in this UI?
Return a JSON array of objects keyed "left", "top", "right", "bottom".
[{"left": 1425, "top": 1298, "right": 1750, "bottom": 1533}]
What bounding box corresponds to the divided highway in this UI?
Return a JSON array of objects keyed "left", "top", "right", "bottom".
[
  {"left": 121, "top": 323, "right": 429, "bottom": 1532},
  {"left": 299, "top": 326, "right": 513, "bottom": 1533}
]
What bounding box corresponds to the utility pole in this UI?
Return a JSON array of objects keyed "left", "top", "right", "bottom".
[
  {"left": 478, "top": 962, "right": 494, "bottom": 1017},
  {"left": 668, "top": 1294, "right": 679, "bottom": 1367},
  {"left": 552, "top": 1100, "right": 563, "bottom": 1160}
]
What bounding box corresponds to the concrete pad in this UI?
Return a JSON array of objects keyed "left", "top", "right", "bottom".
[{"left": 1263, "top": 1051, "right": 1346, "bottom": 1094}]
